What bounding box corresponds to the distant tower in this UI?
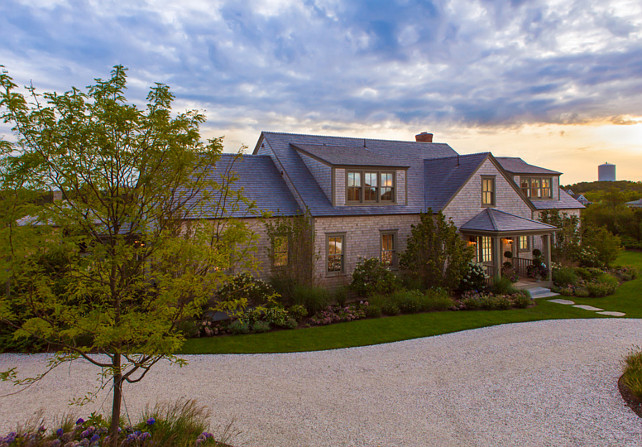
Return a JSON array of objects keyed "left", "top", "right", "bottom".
[{"left": 598, "top": 162, "right": 616, "bottom": 182}]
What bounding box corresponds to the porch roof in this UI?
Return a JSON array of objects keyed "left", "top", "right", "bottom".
[{"left": 460, "top": 209, "right": 557, "bottom": 235}]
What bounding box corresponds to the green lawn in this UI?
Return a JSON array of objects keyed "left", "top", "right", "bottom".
[{"left": 179, "top": 251, "right": 642, "bottom": 355}]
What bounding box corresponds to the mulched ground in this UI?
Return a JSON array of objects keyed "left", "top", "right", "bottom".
[{"left": 618, "top": 375, "right": 642, "bottom": 418}]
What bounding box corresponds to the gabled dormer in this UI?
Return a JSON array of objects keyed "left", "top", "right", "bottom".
[
  {"left": 291, "top": 143, "right": 409, "bottom": 207},
  {"left": 495, "top": 157, "right": 562, "bottom": 201}
]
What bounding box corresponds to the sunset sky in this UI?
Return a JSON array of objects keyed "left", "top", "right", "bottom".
[{"left": 1, "top": 0, "right": 641, "bottom": 184}]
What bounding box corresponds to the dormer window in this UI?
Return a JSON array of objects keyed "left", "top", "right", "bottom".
[
  {"left": 346, "top": 170, "right": 395, "bottom": 204},
  {"left": 520, "top": 177, "right": 552, "bottom": 199}
]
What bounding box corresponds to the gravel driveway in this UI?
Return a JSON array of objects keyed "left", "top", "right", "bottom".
[{"left": 1, "top": 319, "right": 641, "bottom": 446}]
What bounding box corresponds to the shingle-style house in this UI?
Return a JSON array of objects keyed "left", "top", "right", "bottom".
[{"left": 200, "top": 131, "right": 584, "bottom": 287}]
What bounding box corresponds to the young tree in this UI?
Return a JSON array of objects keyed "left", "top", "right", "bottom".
[
  {"left": 0, "top": 66, "right": 253, "bottom": 444},
  {"left": 400, "top": 210, "right": 473, "bottom": 290}
]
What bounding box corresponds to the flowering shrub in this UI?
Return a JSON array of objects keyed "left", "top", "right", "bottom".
[
  {"left": 459, "top": 262, "right": 488, "bottom": 292},
  {"left": 216, "top": 272, "right": 278, "bottom": 307},
  {"left": 350, "top": 257, "right": 399, "bottom": 297},
  {"left": 309, "top": 302, "right": 368, "bottom": 326},
  {"left": 0, "top": 400, "right": 221, "bottom": 447},
  {"left": 459, "top": 290, "right": 532, "bottom": 310}
]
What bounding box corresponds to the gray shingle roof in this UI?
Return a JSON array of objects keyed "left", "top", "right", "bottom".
[
  {"left": 460, "top": 208, "right": 557, "bottom": 233},
  {"left": 424, "top": 153, "right": 490, "bottom": 211},
  {"left": 255, "top": 131, "right": 457, "bottom": 217},
  {"left": 292, "top": 144, "right": 410, "bottom": 167},
  {"left": 186, "top": 153, "right": 301, "bottom": 219},
  {"left": 532, "top": 189, "right": 585, "bottom": 210},
  {"left": 495, "top": 157, "right": 561, "bottom": 175}
]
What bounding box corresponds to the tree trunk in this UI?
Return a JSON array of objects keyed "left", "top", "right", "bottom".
[{"left": 109, "top": 353, "right": 123, "bottom": 447}]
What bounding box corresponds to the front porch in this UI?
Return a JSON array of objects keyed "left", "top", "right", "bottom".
[{"left": 460, "top": 208, "right": 558, "bottom": 284}]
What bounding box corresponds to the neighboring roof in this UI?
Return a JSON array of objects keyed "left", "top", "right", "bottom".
[
  {"left": 186, "top": 153, "right": 301, "bottom": 219},
  {"left": 495, "top": 157, "right": 561, "bottom": 175},
  {"left": 460, "top": 208, "right": 557, "bottom": 234},
  {"left": 532, "top": 189, "right": 585, "bottom": 210},
  {"left": 254, "top": 131, "right": 457, "bottom": 217},
  {"left": 423, "top": 153, "right": 490, "bottom": 211},
  {"left": 626, "top": 199, "right": 642, "bottom": 208},
  {"left": 292, "top": 144, "right": 409, "bottom": 168}
]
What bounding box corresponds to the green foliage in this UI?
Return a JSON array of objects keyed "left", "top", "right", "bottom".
[
  {"left": 586, "top": 273, "right": 619, "bottom": 297},
  {"left": 291, "top": 284, "right": 331, "bottom": 315},
  {"left": 216, "top": 273, "right": 277, "bottom": 307},
  {"left": 539, "top": 210, "right": 581, "bottom": 262},
  {"left": 552, "top": 266, "right": 579, "bottom": 287},
  {"left": 370, "top": 288, "right": 453, "bottom": 315},
  {"left": 611, "top": 265, "right": 638, "bottom": 282},
  {"left": 365, "top": 304, "right": 382, "bottom": 318},
  {"left": 390, "top": 289, "right": 425, "bottom": 314},
  {"left": 581, "top": 225, "right": 621, "bottom": 267},
  {"left": 265, "top": 212, "right": 316, "bottom": 296},
  {"left": 622, "top": 349, "right": 642, "bottom": 401},
  {"left": 490, "top": 276, "right": 519, "bottom": 295},
  {"left": 400, "top": 210, "right": 473, "bottom": 290},
  {"left": 350, "top": 257, "right": 399, "bottom": 297},
  {"left": 228, "top": 320, "right": 251, "bottom": 335},
  {"left": 0, "top": 65, "right": 255, "bottom": 444},
  {"left": 458, "top": 262, "right": 488, "bottom": 292},
  {"left": 287, "top": 304, "right": 308, "bottom": 322}
]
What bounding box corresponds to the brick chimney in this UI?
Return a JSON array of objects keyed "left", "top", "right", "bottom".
[{"left": 415, "top": 132, "right": 433, "bottom": 143}]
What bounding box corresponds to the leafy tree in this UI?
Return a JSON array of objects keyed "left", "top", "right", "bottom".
[
  {"left": 400, "top": 210, "right": 473, "bottom": 290},
  {"left": 539, "top": 210, "right": 581, "bottom": 263},
  {"left": 0, "top": 66, "right": 254, "bottom": 445},
  {"left": 581, "top": 225, "right": 621, "bottom": 267}
]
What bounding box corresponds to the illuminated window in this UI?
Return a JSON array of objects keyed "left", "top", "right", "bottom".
[
  {"left": 521, "top": 177, "right": 552, "bottom": 199},
  {"left": 380, "top": 231, "right": 396, "bottom": 267},
  {"left": 480, "top": 236, "right": 493, "bottom": 262},
  {"left": 482, "top": 176, "right": 495, "bottom": 206},
  {"left": 272, "top": 235, "right": 288, "bottom": 267},
  {"left": 346, "top": 171, "right": 395, "bottom": 204},
  {"left": 518, "top": 236, "right": 529, "bottom": 252},
  {"left": 327, "top": 234, "right": 345, "bottom": 273}
]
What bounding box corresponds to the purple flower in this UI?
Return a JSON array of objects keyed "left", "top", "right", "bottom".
[
  {"left": 146, "top": 417, "right": 155, "bottom": 426},
  {"left": 76, "top": 418, "right": 85, "bottom": 425},
  {"left": 140, "top": 432, "right": 151, "bottom": 440},
  {"left": 90, "top": 433, "right": 100, "bottom": 443},
  {"left": 56, "top": 428, "right": 64, "bottom": 437}
]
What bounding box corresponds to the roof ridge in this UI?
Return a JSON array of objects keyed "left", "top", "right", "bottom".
[{"left": 262, "top": 130, "right": 450, "bottom": 146}]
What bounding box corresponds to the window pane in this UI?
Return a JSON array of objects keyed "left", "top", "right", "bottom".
[
  {"left": 521, "top": 178, "right": 530, "bottom": 197},
  {"left": 273, "top": 236, "right": 288, "bottom": 267},
  {"left": 531, "top": 178, "right": 541, "bottom": 198},
  {"left": 328, "top": 236, "right": 344, "bottom": 272},
  {"left": 541, "top": 178, "right": 551, "bottom": 198},
  {"left": 381, "top": 233, "right": 394, "bottom": 266},
  {"left": 518, "top": 236, "right": 528, "bottom": 251},
  {"left": 481, "top": 236, "right": 493, "bottom": 262},
  {"left": 364, "top": 172, "right": 378, "bottom": 201},
  {"left": 347, "top": 172, "right": 361, "bottom": 202},
  {"left": 482, "top": 178, "right": 494, "bottom": 205}
]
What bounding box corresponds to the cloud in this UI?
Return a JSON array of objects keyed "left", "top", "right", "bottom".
[{"left": 1, "top": 0, "right": 641, "bottom": 139}]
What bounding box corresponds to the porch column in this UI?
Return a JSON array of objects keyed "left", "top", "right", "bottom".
[
  {"left": 543, "top": 234, "right": 552, "bottom": 281},
  {"left": 492, "top": 236, "right": 501, "bottom": 278}
]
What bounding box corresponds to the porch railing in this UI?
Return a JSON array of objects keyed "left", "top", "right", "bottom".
[{"left": 512, "top": 257, "right": 531, "bottom": 277}]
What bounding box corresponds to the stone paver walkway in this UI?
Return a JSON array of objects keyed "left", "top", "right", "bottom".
[{"left": 547, "top": 298, "right": 626, "bottom": 316}]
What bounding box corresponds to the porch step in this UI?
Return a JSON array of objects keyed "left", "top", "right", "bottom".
[{"left": 523, "top": 286, "right": 559, "bottom": 299}]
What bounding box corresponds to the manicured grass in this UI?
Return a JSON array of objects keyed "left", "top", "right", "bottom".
[{"left": 179, "top": 250, "right": 642, "bottom": 355}]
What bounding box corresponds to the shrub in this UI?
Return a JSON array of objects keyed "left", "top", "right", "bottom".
[
  {"left": 217, "top": 273, "right": 277, "bottom": 307},
  {"left": 421, "top": 288, "right": 455, "bottom": 311},
  {"left": 574, "top": 287, "right": 591, "bottom": 297},
  {"left": 350, "top": 257, "right": 399, "bottom": 297},
  {"left": 332, "top": 286, "right": 350, "bottom": 306},
  {"left": 400, "top": 210, "right": 474, "bottom": 290},
  {"left": 586, "top": 273, "right": 619, "bottom": 297},
  {"left": 287, "top": 304, "right": 308, "bottom": 322},
  {"left": 553, "top": 266, "right": 579, "bottom": 287},
  {"left": 228, "top": 319, "right": 250, "bottom": 335},
  {"left": 577, "top": 246, "right": 604, "bottom": 268},
  {"left": 491, "top": 276, "right": 518, "bottom": 295},
  {"left": 459, "top": 261, "right": 488, "bottom": 292},
  {"left": 511, "top": 291, "right": 532, "bottom": 309},
  {"left": 381, "top": 301, "right": 400, "bottom": 316},
  {"left": 283, "top": 317, "right": 298, "bottom": 329},
  {"left": 391, "top": 289, "right": 424, "bottom": 314},
  {"left": 582, "top": 225, "right": 621, "bottom": 267},
  {"left": 308, "top": 303, "right": 367, "bottom": 325},
  {"left": 251, "top": 320, "right": 271, "bottom": 333},
  {"left": 622, "top": 349, "right": 642, "bottom": 401},
  {"left": 365, "top": 304, "right": 382, "bottom": 318},
  {"left": 291, "top": 284, "right": 331, "bottom": 314},
  {"left": 611, "top": 265, "right": 639, "bottom": 282}
]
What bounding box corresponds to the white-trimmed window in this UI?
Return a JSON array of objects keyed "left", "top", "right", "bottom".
[
  {"left": 518, "top": 235, "right": 529, "bottom": 252},
  {"left": 480, "top": 236, "right": 493, "bottom": 262},
  {"left": 521, "top": 177, "right": 552, "bottom": 199}
]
